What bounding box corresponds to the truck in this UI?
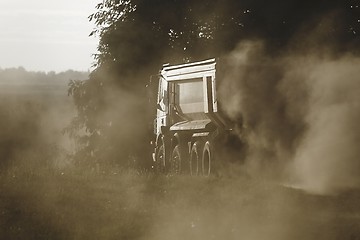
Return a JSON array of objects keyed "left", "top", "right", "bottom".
[{"left": 149, "top": 58, "right": 238, "bottom": 176}]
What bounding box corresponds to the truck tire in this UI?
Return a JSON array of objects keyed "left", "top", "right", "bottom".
[
  {"left": 190, "top": 141, "right": 202, "bottom": 176},
  {"left": 202, "top": 141, "right": 212, "bottom": 177},
  {"left": 170, "top": 145, "right": 182, "bottom": 174},
  {"left": 155, "top": 143, "right": 166, "bottom": 174}
]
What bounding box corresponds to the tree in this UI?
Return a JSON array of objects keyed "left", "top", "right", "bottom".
[{"left": 68, "top": 0, "right": 359, "bottom": 169}]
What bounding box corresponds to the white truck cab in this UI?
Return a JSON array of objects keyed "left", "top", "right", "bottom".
[{"left": 151, "top": 58, "right": 233, "bottom": 175}]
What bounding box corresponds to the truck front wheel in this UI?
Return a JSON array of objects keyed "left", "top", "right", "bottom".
[{"left": 155, "top": 142, "right": 166, "bottom": 174}]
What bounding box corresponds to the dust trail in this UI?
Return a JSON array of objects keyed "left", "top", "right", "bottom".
[
  {"left": 0, "top": 69, "right": 85, "bottom": 172},
  {"left": 290, "top": 56, "right": 360, "bottom": 194},
  {"left": 218, "top": 41, "right": 306, "bottom": 179},
  {"left": 219, "top": 41, "right": 360, "bottom": 194}
]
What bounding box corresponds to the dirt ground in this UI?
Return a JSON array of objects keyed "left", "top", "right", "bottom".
[{"left": 1, "top": 169, "right": 360, "bottom": 240}]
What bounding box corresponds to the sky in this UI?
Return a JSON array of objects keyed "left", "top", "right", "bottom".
[{"left": 0, "top": 0, "right": 99, "bottom": 72}]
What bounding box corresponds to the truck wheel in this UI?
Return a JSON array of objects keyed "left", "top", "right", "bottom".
[
  {"left": 155, "top": 144, "right": 166, "bottom": 174},
  {"left": 202, "top": 141, "right": 212, "bottom": 177},
  {"left": 190, "top": 141, "right": 202, "bottom": 176},
  {"left": 170, "top": 145, "right": 182, "bottom": 174}
]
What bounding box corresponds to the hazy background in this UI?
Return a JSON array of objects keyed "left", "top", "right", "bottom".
[{"left": 0, "top": 0, "right": 98, "bottom": 72}]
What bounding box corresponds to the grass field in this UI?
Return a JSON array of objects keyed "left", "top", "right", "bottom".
[{"left": 1, "top": 169, "right": 360, "bottom": 240}]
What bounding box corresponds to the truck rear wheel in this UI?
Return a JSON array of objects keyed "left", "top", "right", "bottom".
[
  {"left": 202, "top": 141, "right": 212, "bottom": 177},
  {"left": 170, "top": 145, "right": 182, "bottom": 174},
  {"left": 190, "top": 141, "right": 202, "bottom": 176}
]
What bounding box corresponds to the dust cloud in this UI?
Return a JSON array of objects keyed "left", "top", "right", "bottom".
[
  {"left": 290, "top": 57, "right": 360, "bottom": 194},
  {"left": 0, "top": 85, "right": 75, "bottom": 173},
  {"left": 2, "top": 58, "right": 360, "bottom": 240},
  {"left": 68, "top": 75, "right": 152, "bottom": 168},
  {"left": 4, "top": 70, "right": 360, "bottom": 240},
  {"left": 219, "top": 40, "right": 360, "bottom": 195}
]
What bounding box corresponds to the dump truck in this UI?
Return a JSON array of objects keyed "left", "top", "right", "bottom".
[{"left": 149, "top": 58, "right": 238, "bottom": 175}]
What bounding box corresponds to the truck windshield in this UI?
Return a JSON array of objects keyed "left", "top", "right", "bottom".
[{"left": 174, "top": 78, "right": 206, "bottom": 119}]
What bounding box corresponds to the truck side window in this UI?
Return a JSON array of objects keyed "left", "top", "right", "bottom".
[{"left": 158, "top": 78, "right": 168, "bottom": 112}]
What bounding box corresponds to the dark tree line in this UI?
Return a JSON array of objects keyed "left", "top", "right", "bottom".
[
  {"left": 68, "top": 0, "right": 359, "bottom": 168},
  {"left": 0, "top": 67, "right": 89, "bottom": 86}
]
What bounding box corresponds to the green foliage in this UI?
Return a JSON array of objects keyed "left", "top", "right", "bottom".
[{"left": 66, "top": 76, "right": 105, "bottom": 164}]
